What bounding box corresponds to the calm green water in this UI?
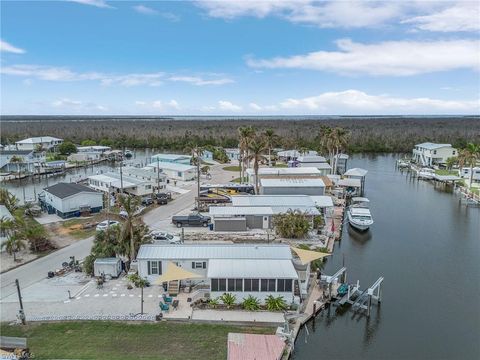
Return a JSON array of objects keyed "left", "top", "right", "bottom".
[{"left": 293, "top": 154, "right": 480, "bottom": 360}]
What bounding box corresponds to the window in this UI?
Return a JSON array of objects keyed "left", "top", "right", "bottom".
[
  {"left": 211, "top": 278, "right": 219, "bottom": 291},
  {"left": 252, "top": 279, "right": 259, "bottom": 291},
  {"left": 244, "top": 279, "right": 259, "bottom": 292},
  {"left": 452, "top": 151, "right": 456, "bottom": 155},
  {"left": 145, "top": 185, "right": 152, "bottom": 190},
  {"left": 277, "top": 279, "right": 293, "bottom": 292},
  {"left": 178, "top": 172, "right": 182, "bottom": 177},
  {"left": 147, "top": 261, "right": 162, "bottom": 275},
  {"left": 219, "top": 279, "right": 226, "bottom": 291},
  {"left": 227, "top": 279, "right": 243, "bottom": 292},
  {"left": 228, "top": 279, "right": 235, "bottom": 291},
  {"left": 261, "top": 279, "right": 276, "bottom": 292},
  {"left": 433, "top": 150, "right": 437, "bottom": 155},
  {"left": 192, "top": 261, "right": 206, "bottom": 269}
]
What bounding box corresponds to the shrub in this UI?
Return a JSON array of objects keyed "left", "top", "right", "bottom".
[
  {"left": 208, "top": 297, "right": 219, "bottom": 309},
  {"left": 273, "top": 210, "right": 311, "bottom": 238},
  {"left": 83, "top": 254, "right": 96, "bottom": 276},
  {"left": 265, "top": 295, "right": 287, "bottom": 311},
  {"left": 220, "top": 293, "right": 236, "bottom": 309},
  {"left": 242, "top": 295, "right": 260, "bottom": 311}
]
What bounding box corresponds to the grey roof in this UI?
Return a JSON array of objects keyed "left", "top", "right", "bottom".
[
  {"left": 297, "top": 155, "right": 327, "bottom": 163},
  {"left": 146, "top": 162, "right": 195, "bottom": 172},
  {"left": 44, "top": 182, "right": 100, "bottom": 199},
  {"left": 151, "top": 153, "right": 192, "bottom": 161},
  {"left": 260, "top": 178, "right": 325, "bottom": 188},
  {"left": 310, "top": 196, "right": 334, "bottom": 208},
  {"left": 207, "top": 259, "right": 298, "bottom": 279},
  {"left": 210, "top": 206, "right": 274, "bottom": 216},
  {"left": 137, "top": 244, "right": 292, "bottom": 260},
  {"left": 0, "top": 150, "right": 33, "bottom": 155},
  {"left": 344, "top": 168, "right": 368, "bottom": 177},
  {"left": 232, "top": 195, "right": 316, "bottom": 207},
  {"left": 415, "top": 142, "right": 452, "bottom": 150},
  {"left": 246, "top": 167, "right": 321, "bottom": 176},
  {"left": 94, "top": 257, "right": 121, "bottom": 264}
]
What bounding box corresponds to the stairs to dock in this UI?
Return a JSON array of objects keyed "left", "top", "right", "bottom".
[{"left": 168, "top": 280, "right": 179, "bottom": 296}]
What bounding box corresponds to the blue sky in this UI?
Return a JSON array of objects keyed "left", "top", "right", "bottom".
[{"left": 1, "top": 0, "right": 479, "bottom": 115}]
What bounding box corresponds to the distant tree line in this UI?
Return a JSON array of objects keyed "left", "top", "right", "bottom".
[{"left": 1, "top": 116, "right": 479, "bottom": 153}]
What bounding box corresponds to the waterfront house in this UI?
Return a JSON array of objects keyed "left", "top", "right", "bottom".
[
  {"left": 76, "top": 145, "right": 111, "bottom": 154},
  {"left": 334, "top": 153, "right": 349, "bottom": 175},
  {"left": 260, "top": 178, "right": 325, "bottom": 196},
  {"left": 136, "top": 244, "right": 302, "bottom": 303},
  {"left": 40, "top": 182, "right": 103, "bottom": 219},
  {"left": 68, "top": 152, "right": 101, "bottom": 162},
  {"left": 0, "top": 149, "right": 45, "bottom": 173},
  {"left": 412, "top": 143, "right": 457, "bottom": 167},
  {"left": 0, "top": 204, "right": 14, "bottom": 250},
  {"left": 225, "top": 148, "right": 240, "bottom": 161},
  {"left": 459, "top": 167, "right": 480, "bottom": 183},
  {"left": 15, "top": 136, "right": 63, "bottom": 151},
  {"left": 277, "top": 150, "right": 317, "bottom": 162},
  {"left": 145, "top": 162, "right": 196, "bottom": 181},
  {"left": 88, "top": 166, "right": 163, "bottom": 197},
  {"left": 246, "top": 167, "right": 321, "bottom": 185},
  {"left": 231, "top": 195, "right": 320, "bottom": 217},
  {"left": 151, "top": 153, "right": 192, "bottom": 165}
]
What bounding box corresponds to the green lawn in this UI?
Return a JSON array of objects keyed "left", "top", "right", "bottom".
[
  {"left": 60, "top": 218, "right": 97, "bottom": 239},
  {"left": 231, "top": 177, "right": 249, "bottom": 183},
  {"left": 0, "top": 321, "right": 274, "bottom": 360},
  {"left": 274, "top": 163, "right": 288, "bottom": 168},
  {"left": 435, "top": 169, "right": 458, "bottom": 176},
  {"left": 223, "top": 165, "right": 241, "bottom": 172}
]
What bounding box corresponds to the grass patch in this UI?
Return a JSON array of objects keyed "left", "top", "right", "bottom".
[
  {"left": 274, "top": 163, "right": 288, "bottom": 168},
  {"left": 231, "top": 177, "right": 249, "bottom": 183},
  {"left": 59, "top": 218, "right": 96, "bottom": 239},
  {"left": 435, "top": 169, "right": 457, "bottom": 176},
  {"left": 223, "top": 165, "right": 241, "bottom": 172},
  {"left": 0, "top": 321, "right": 274, "bottom": 360}
]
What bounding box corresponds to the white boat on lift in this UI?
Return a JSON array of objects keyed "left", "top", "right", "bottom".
[
  {"left": 347, "top": 197, "right": 373, "bottom": 231},
  {"left": 417, "top": 167, "right": 435, "bottom": 180}
]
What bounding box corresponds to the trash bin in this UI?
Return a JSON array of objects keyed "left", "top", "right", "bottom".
[{"left": 209, "top": 223, "right": 214, "bottom": 231}]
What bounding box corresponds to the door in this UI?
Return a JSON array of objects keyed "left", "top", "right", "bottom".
[{"left": 262, "top": 216, "right": 269, "bottom": 229}]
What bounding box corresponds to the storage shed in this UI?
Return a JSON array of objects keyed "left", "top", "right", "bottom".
[
  {"left": 209, "top": 206, "right": 273, "bottom": 231},
  {"left": 260, "top": 178, "right": 325, "bottom": 196},
  {"left": 94, "top": 257, "right": 122, "bottom": 278}
]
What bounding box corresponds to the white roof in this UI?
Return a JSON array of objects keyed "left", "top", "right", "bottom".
[
  {"left": 146, "top": 162, "right": 195, "bottom": 172},
  {"left": 334, "top": 153, "right": 349, "bottom": 159},
  {"left": 76, "top": 146, "right": 111, "bottom": 151},
  {"left": 298, "top": 162, "right": 331, "bottom": 170},
  {"left": 271, "top": 206, "right": 320, "bottom": 215},
  {"left": 344, "top": 168, "right": 368, "bottom": 177},
  {"left": 260, "top": 178, "right": 325, "bottom": 188},
  {"left": 207, "top": 259, "right": 298, "bottom": 279},
  {"left": 277, "top": 150, "right": 317, "bottom": 157},
  {"left": 247, "top": 167, "right": 321, "bottom": 176},
  {"left": 210, "top": 206, "right": 274, "bottom": 216},
  {"left": 338, "top": 178, "right": 362, "bottom": 187},
  {"left": 137, "top": 244, "right": 293, "bottom": 260},
  {"left": 16, "top": 136, "right": 62, "bottom": 144},
  {"left": 0, "top": 205, "right": 13, "bottom": 220},
  {"left": 415, "top": 142, "right": 452, "bottom": 150},
  {"left": 232, "top": 195, "right": 316, "bottom": 207},
  {"left": 88, "top": 172, "right": 150, "bottom": 188},
  {"left": 352, "top": 197, "right": 370, "bottom": 203},
  {"left": 310, "top": 196, "right": 334, "bottom": 208},
  {"left": 297, "top": 155, "right": 327, "bottom": 163},
  {"left": 225, "top": 148, "right": 240, "bottom": 154},
  {"left": 151, "top": 153, "right": 192, "bottom": 161}
]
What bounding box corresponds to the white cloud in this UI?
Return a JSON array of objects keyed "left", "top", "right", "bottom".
[
  {"left": 249, "top": 102, "right": 262, "bottom": 110},
  {"left": 1, "top": 64, "right": 235, "bottom": 87},
  {"left": 218, "top": 100, "right": 242, "bottom": 111},
  {"left": 247, "top": 38, "right": 480, "bottom": 76},
  {"left": 169, "top": 76, "right": 234, "bottom": 86},
  {"left": 278, "top": 89, "right": 479, "bottom": 114},
  {"left": 133, "top": 5, "right": 158, "bottom": 15},
  {"left": 52, "top": 98, "right": 108, "bottom": 111},
  {"left": 135, "top": 99, "right": 181, "bottom": 111},
  {"left": 0, "top": 39, "right": 26, "bottom": 54},
  {"left": 402, "top": 2, "right": 480, "bottom": 32},
  {"left": 69, "top": 0, "right": 113, "bottom": 9}
]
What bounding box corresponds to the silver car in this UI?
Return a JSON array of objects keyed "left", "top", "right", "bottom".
[
  {"left": 149, "top": 231, "right": 183, "bottom": 244},
  {"left": 96, "top": 220, "right": 120, "bottom": 232}
]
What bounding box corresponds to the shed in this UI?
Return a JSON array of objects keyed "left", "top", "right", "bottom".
[
  {"left": 209, "top": 206, "right": 273, "bottom": 231},
  {"left": 260, "top": 178, "right": 325, "bottom": 196},
  {"left": 94, "top": 257, "right": 122, "bottom": 278},
  {"left": 41, "top": 182, "right": 103, "bottom": 218}
]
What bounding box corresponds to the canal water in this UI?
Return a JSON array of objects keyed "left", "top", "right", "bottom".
[
  {"left": 293, "top": 154, "right": 480, "bottom": 360},
  {"left": 1, "top": 150, "right": 153, "bottom": 204}
]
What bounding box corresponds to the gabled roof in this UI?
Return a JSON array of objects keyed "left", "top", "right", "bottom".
[
  {"left": 415, "top": 142, "right": 452, "bottom": 150},
  {"left": 260, "top": 178, "right": 325, "bottom": 188},
  {"left": 151, "top": 153, "right": 192, "bottom": 161},
  {"left": 16, "top": 136, "right": 62, "bottom": 144},
  {"left": 44, "top": 182, "right": 100, "bottom": 199},
  {"left": 146, "top": 162, "right": 195, "bottom": 172},
  {"left": 246, "top": 167, "right": 321, "bottom": 176},
  {"left": 344, "top": 168, "right": 368, "bottom": 177}
]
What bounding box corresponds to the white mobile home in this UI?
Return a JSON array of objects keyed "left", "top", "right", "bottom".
[
  {"left": 151, "top": 153, "right": 192, "bottom": 165},
  {"left": 146, "top": 162, "right": 196, "bottom": 181},
  {"left": 246, "top": 167, "right": 321, "bottom": 185},
  {"left": 15, "top": 136, "right": 63, "bottom": 151},
  {"left": 40, "top": 182, "right": 103, "bottom": 219},
  {"left": 412, "top": 143, "right": 457, "bottom": 166},
  {"left": 260, "top": 178, "right": 325, "bottom": 196},
  {"left": 231, "top": 195, "right": 320, "bottom": 216},
  {"left": 209, "top": 206, "right": 273, "bottom": 231},
  {"left": 459, "top": 167, "right": 480, "bottom": 182},
  {"left": 225, "top": 148, "right": 240, "bottom": 161},
  {"left": 277, "top": 150, "right": 317, "bottom": 161},
  {"left": 136, "top": 244, "right": 302, "bottom": 303}
]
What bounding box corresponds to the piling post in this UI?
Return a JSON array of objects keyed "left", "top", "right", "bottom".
[{"left": 367, "top": 295, "right": 372, "bottom": 317}]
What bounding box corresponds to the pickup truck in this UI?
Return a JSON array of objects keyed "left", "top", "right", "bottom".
[{"left": 172, "top": 213, "right": 211, "bottom": 228}]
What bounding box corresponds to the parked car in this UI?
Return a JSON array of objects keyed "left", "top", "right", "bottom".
[
  {"left": 156, "top": 192, "right": 171, "bottom": 205},
  {"left": 96, "top": 220, "right": 120, "bottom": 232},
  {"left": 171, "top": 213, "right": 211, "bottom": 228},
  {"left": 142, "top": 196, "right": 154, "bottom": 206},
  {"left": 150, "top": 231, "right": 183, "bottom": 244}
]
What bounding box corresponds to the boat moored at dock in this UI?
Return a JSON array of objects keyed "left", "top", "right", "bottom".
[{"left": 347, "top": 197, "right": 373, "bottom": 231}]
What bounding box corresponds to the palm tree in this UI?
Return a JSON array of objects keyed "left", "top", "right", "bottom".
[
  {"left": 0, "top": 189, "right": 19, "bottom": 213},
  {"left": 117, "top": 194, "right": 141, "bottom": 264},
  {"left": 238, "top": 126, "right": 256, "bottom": 183},
  {"left": 318, "top": 126, "right": 334, "bottom": 172},
  {"left": 0, "top": 216, "right": 26, "bottom": 261},
  {"left": 458, "top": 143, "right": 480, "bottom": 187},
  {"left": 23, "top": 222, "right": 48, "bottom": 252},
  {"left": 246, "top": 136, "right": 267, "bottom": 194},
  {"left": 263, "top": 129, "right": 278, "bottom": 167},
  {"left": 445, "top": 157, "right": 457, "bottom": 171},
  {"left": 331, "top": 127, "right": 350, "bottom": 174},
  {"left": 9, "top": 155, "right": 23, "bottom": 178}
]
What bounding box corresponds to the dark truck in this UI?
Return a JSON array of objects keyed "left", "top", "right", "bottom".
[{"left": 172, "top": 213, "right": 211, "bottom": 228}]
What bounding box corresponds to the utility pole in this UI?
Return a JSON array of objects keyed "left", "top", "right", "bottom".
[
  {"left": 196, "top": 148, "right": 201, "bottom": 211},
  {"left": 15, "top": 279, "right": 26, "bottom": 325},
  {"left": 119, "top": 162, "right": 124, "bottom": 194},
  {"left": 157, "top": 158, "right": 160, "bottom": 196},
  {"left": 141, "top": 286, "right": 144, "bottom": 315}
]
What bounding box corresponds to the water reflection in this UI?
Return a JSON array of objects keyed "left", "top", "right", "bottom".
[{"left": 347, "top": 226, "right": 372, "bottom": 243}]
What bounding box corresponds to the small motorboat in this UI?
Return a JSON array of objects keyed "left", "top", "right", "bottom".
[
  {"left": 124, "top": 149, "right": 134, "bottom": 158},
  {"left": 397, "top": 159, "right": 410, "bottom": 168},
  {"left": 348, "top": 197, "right": 373, "bottom": 231},
  {"left": 417, "top": 167, "right": 435, "bottom": 180}
]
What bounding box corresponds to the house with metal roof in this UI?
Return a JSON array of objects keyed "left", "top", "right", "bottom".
[
  {"left": 412, "top": 142, "right": 457, "bottom": 166},
  {"left": 225, "top": 148, "right": 240, "bottom": 161},
  {"left": 0, "top": 149, "right": 45, "bottom": 173},
  {"left": 246, "top": 166, "right": 321, "bottom": 185},
  {"left": 40, "top": 182, "right": 103, "bottom": 218},
  {"left": 15, "top": 136, "right": 63, "bottom": 151},
  {"left": 145, "top": 162, "right": 196, "bottom": 181},
  {"left": 151, "top": 153, "right": 192, "bottom": 165},
  {"left": 209, "top": 206, "right": 274, "bottom": 231},
  {"left": 136, "top": 244, "right": 302, "bottom": 303},
  {"left": 343, "top": 168, "right": 368, "bottom": 196},
  {"left": 259, "top": 178, "right": 325, "bottom": 196},
  {"left": 277, "top": 150, "right": 317, "bottom": 161}
]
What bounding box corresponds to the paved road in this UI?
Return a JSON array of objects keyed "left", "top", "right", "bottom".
[{"left": 0, "top": 236, "right": 94, "bottom": 300}]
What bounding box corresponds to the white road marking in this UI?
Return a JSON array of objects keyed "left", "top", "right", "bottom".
[
  {"left": 75, "top": 297, "right": 81, "bottom": 300},
  {"left": 94, "top": 294, "right": 100, "bottom": 297},
  {"left": 103, "top": 294, "right": 109, "bottom": 297},
  {"left": 129, "top": 294, "right": 134, "bottom": 297},
  {"left": 64, "top": 300, "right": 71, "bottom": 303},
  {"left": 121, "top": 294, "right": 126, "bottom": 297},
  {"left": 148, "top": 295, "right": 153, "bottom": 298},
  {"left": 84, "top": 294, "right": 90, "bottom": 297},
  {"left": 112, "top": 294, "right": 117, "bottom": 297}
]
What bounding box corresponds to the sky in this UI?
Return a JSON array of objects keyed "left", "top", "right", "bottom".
[{"left": 1, "top": 0, "right": 479, "bottom": 115}]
